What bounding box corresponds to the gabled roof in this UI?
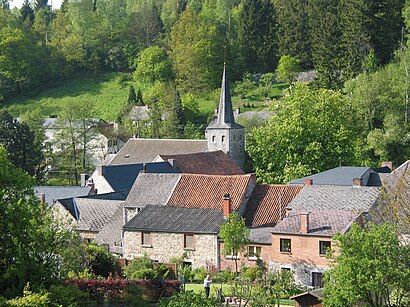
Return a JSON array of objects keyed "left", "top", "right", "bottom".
[
  {"left": 34, "top": 186, "right": 92, "bottom": 206},
  {"left": 272, "top": 209, "right": 358, "bottom": 237},
  {"left": 288, "top": 166, "right": 384, "bottom": 186},
  {"left": 206, "top": 65, "right": 243, "bottom": 130},
  {"left": 287, "top": 185, "right": 379, "bottom": 212},
  {"left": 244, "top": 184, "right": 302, "bottom": 227},
  {"left": 75, "top": 198, "right": 124, "bottom": 232},
  {"left": 107, "top": 138, "right": 208, "bottom": 165},
  {"left": 166, "top": 173, "right": 254, "bottom": 211},
  {"left": 124, "top": 205, "right": 224, "bottom": 234},
  {"left": 94, "top": 161, "right": 178, "bottom": 191},
  {"left": 80, "top": 189, "right": 130, "bottom": 201},
  {"left": 249, "top": 227, "right": 276, "bottom": 244},
  {"left": 126, "top": 173, "right": 181, "bottom": 207},
  {"left": 156, "top": 151, "right": 244, "bottom": 175}
]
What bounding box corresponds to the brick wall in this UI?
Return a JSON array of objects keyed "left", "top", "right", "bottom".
[
  {"left": 219, "top": 242, "right": 272, "bottom": 271},
  {"left": 123, "top": 230, "right": 218, "bottom": 269}
]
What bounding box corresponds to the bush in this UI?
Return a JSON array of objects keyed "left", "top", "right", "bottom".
[
  {"left": 124, "top": 254, "right": 169, "bottom": 281},
  {"left": 85, "top": 244, "right": 119, "bottom": 278},
  {"left": 7, "top": 285, "right": 50, "bottom": 307},
  {"left": 191, "top": 267, "right": 207, "bottom": 282},
  {"left": 48, "top": 284, "right": 88, "bottom": 306},
  {"left": 158, "top": 290, "right": 220, "bottom": 307}
]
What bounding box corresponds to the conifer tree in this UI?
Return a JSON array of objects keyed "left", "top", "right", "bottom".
[
  {"left": 128, "top": 84, "right": 137, "bottom": 105},
  {"left": 136, "top": 88, "right": 144, "bottom": 106}
]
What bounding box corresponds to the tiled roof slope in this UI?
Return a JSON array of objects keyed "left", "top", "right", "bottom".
[
  {"left": 272, "top": 209, "right": 358, "bottom": 236},
  {"left": 166, "top": 174, "right": 255, "bottom": 211},
  {"left": 124, "top": 205, "right": 224, "bottom": 234},
  {"left": 75, "top": 198, "right": 124, "bottom": 232},
  {"left": 288, "top": 166, "right": 384, "bottom": 186},
  {"left": 287, "top": 185, "right": 379, "bottom": 212},
  {"left": 107, "top": 138, "right": 208, "bottom": 165},
  {"left": 80, "top": 190, "right": 130, "bottom": 200},
  {"left": 34, "top": 186, "right": 92, "bottom": 206},
  {"left": 157, "top": 151, "right": 244, "bottom": 175},
  {"left": 244, "top": 184, "right": 302, "bottom": 227},
  {"left": 126, "top": 173, "right": 181, "bottom": 207}
]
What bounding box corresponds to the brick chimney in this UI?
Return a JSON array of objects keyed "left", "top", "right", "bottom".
[
  {"left": 381, "top": 162, "right": 393, "bottom": 171},
  {"left": 300, "top": 213, "right": 309, "bottom": 234},
  {"left": 353, "top": 177, "right": 363, "bottom": 186},
  {"left": 38, "top": 193, "right": 45, "bottom": 204},
  {"left": 304, "top": 178, "right": 313, "bottom": 185},
  {"left": 168, "top": 159, "right": 177, "bottom": 169},
  {"left": 223, "top": 193, "right": 231, "bottom": 217}
]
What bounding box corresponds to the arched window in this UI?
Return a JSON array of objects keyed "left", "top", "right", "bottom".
[
  {"left": 222, "top": 135, "right": 225, "bottom": 143},
  {"left": 212, "top": 136, "right": 216, "bottom": 142}
]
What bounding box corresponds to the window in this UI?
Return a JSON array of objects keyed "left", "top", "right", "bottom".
[
  {"left": 248, "top": 246, "right": 262, "bottom": 260},
  {"left": 280, "top": 239, "right": 291, "bottom": 253},
  {"left": 319, "top": 241, "right": 331, "bottom": 255},
  {"left": 212, "top": 135, "right": 216, "bottom": 142},
  {"left": 141, "top": 232, "right": 152, "bottom": 246},
  {"left": 312, "top": 272, "right": 324, "bottom": 289},
  {"left": 226, "top": 249, "right": 239, "bottom": 259},
  {"left": 281, "top": 267, "right": 291, "bottom": 272},
  {"left": 184, "top": 234, "right": 195, "bottom": 249},
  {"left": 222, "top": 135, "right": 225, "bottom": 143}
]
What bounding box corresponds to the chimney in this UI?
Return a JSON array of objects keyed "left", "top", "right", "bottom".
[
  {"left": 215, "top": 107, "right": 219, "bottom": 114},
  {"left": 304, "top": 178, "right": 313, "bottom": 185},
  {"left": 168, "top": 159, "right": 177, "bottom": 169},
  {"left": 300, "top": 212, "right": 309, "bottom": 234},
  {"left": 223, "top": 193, "right": 231, "bottom": 217},
  {"left": 80, "top": 174, "right": 89, "bottom": 187},
  {"left": 86, "top": 178, "right": 96, "bottom": 194},
  {"left": 142, "top": 163, "right": 147, "bottom": 173},
  {"left": 96, "top": 165, "right": 103, "bottom": 176},
  {"left": 236, "top": 107, "right": 240, "bottom": 115},
  {"left": 381, "top": 161, "right": 393, "bottom": 171},
  {"left": 38, "top": 193, "right": 45, "bottom": 204},
  {"left": 353, "top": 177, "right": 363, "bottom": 186}
]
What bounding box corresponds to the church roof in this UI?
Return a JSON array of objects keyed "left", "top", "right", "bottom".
[{"left": 207, "top": 65, "right": 243, "bottom": 129}]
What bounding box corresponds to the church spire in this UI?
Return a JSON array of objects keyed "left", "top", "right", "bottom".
[{"left": 217, "top": 63, "right": 236, "bottom": 126}]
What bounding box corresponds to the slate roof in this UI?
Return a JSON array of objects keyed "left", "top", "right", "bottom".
[
  {"left": 288, "top": 166, "right": 384, "bottom": 186},
  {"left": 126, "top": 173, "right": 181, "bottom": 207},
  {"left": 244, "top": 184, "right": 302, "bottom": 227},
  {"left": 95, "top": 161, "right": 178, "bottom": 191},
  {"left": 107, "top": 138, "right": 208, "bottom": 165},
  {"left": 34, "top": 186, "right": 92, "bottom": 206},
  {"left": 287, "top": 185, "right": 379, "bottom": 212},
  {"left": 157, "top": 151, "right": 244, "bottom": 175},
  {"left": 207, "top": 65, "right": 243, "bottom": 130},
  {"left": 166, "top": 174, "right": 254, "bottom": 211},
  {"left": 272, "top": 209, "right": 358, "bottom": 236},
  {"left": 249, "top": 227, "right": 276, "bottom": 244},
  {"left": 75, "top": 198, "right": 124, "bottom": 232},
  {"left": 80, "top": 190, "right": 130, "bottom": 201},
  {"left": 123, "top": 205, "right": 224, "bottom": 234}
]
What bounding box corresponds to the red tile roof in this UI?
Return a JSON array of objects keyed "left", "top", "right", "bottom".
[
  {"left": 158, "top": 150, "right": 244, "bottom": 175},
  {"left": 166, "top": 174, "right": 255, "bottom": 211},
  {"left": 244, "top": 184, "right": 302, "bottom": 227}
]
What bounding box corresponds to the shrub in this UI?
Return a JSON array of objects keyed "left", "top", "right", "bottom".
[
  {"left": 85, "top": 244, "right": 119, "bottom": 278},
  {"left": 191, "top": 267, "right": 207, "bottom": 282},
  {"left": 7, "top": 285, "right": 50, "bottom": 307},
  {"left": 48, "top": 284, "right": 88, "bottom": 306},
  {"left": 124, "top": 254, "right": 169, "bottom": 281},
  {"left": 158, "top": 290, "right": 220, "bottom": 307}
]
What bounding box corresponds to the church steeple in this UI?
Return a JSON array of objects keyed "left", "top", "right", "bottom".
[{"left": 205, "top": 65, "right": 245, "bottom": 169}]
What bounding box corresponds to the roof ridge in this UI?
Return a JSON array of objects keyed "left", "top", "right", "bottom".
[{"left": 180, "top": 173, "right": 252, "bottom": 178}]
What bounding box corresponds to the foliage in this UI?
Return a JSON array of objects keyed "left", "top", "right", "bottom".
[
  {"left": 134, "top": 46, "right": 173, "bottom": 83},
  {"left": 258, "top": 73, "right": 275, "bottom": 99},
  {"left": 128, "top": 84, "right": 137, "bottom": 105},
  {"left": 84, "top": 244, "right": 118, "bottom": 278},
  {"left": 158, "top": 290, "right": 220, "bottom": 307},
  {"left": 66, "top": 277, "right": 180, "bottom": 303},
  {"left": 0, "top": 110, "right": 44, "bottom": 181},
  {"left": 124, "top": 254, "right": 169, "bottom": 281},
  {"left": 48, "top": 284, "right": 88, "bottom": 306},
  {"left": 276, "top": 55, "right": 301, "bottom": 84},
  {"left": 219, "top": 211, "right": 250, "bottom": 274},
  {"left": 247, "top": 82, "right": 357, "bottom": 183},
  {"left": 6, "top": 284, "right": 50, "bottom": 307},
  {"left": 323, "top": 223, "right": 410, "bottom": 307},
  {"left": 233, "top": 72, "right": 256, "bottom": 99},
  {"left": 191, "top": 267, "right": 207, "bottom": 283}
]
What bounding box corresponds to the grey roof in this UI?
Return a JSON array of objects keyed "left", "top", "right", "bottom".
[
  {"left": 249, "top": 227, "right": 276, "bottom": 244},
  {"left": 287, "top": 185, "right": 379, "bottom": 212},
  {"left": 96, "top": 161, "right": 179, "bottom": 191},
  {"left": 288, "top": 166, "right": 383, "bottom": 186},
  {"left": 272, "top": 209, "right": 358, "bottom": 236},
  {"left": 107, "top": 138, "right": 208, "bottom": 165},
  {"left": 34, "top": 186, "right": 92, "bottom": 206},
  {"left": 206, "top": 65, "right": 243, "bottom": 130},
  {"left": 126, "top": 173, "right": 181, "bottom": 207},
  {"left": 75, "top": 198, "right": 123, "bottom": 232},
  {"left": 124, "top": 205, "right": 224, "bottom": 234},
  {"left": 80, "top": 190, "right": 130, "bottom": 201}
]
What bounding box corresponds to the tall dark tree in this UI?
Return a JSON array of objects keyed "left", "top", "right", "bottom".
[
  {"left": 35, "top": 0, "right": 49, "bottom": 11},
  {"left": 0, "top": 110, "right": 44, "bottom": 181},
  {"left": 238, "top": 0, "right": 277, "bottom": 72},
  {"left": 274, "top": 0, "right": 311, "bottom": 68},
  {"left": 20, "top": 0, "right": 34, "bottom": 24},
  {"left": 136, "top": 88, "right": 144, "bottom": 106},
  {"left": 128, "top": 84, "right": 137, "bottom": 105}
]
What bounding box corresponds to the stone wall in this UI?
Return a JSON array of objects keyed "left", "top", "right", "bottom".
[{"left": 123, "top": 230, "right": 218, "bottom": 269}]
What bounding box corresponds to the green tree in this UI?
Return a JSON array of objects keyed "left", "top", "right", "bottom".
[
  {"left": 324, "top": 223, "right": 410, "bottom": 307},
  {"left": 134, "top": 46, "right": 173, "bottom": 83},
  {"left": 259, "top": 72, "right": 275, "bottom": 99},
  {"left": 219, "top": 211, "right": 250, "bottom": 275},
  {"left": 247, "top": 83, "right": 357, "bottom": 183},
  {"left": 84, "top": 244, "right": 118, "bottom": 278},
  {"left": 136, "top": 88, "right": 144, "bottom": 106},
  {"left": 0, "top": 110, "right": 44, "bottom": 181},
  {"left": 238, "top": 0, "right": 277, "bottom": 73},
  {"left": 276, "top": 55, "right": 301, "bottom": 84},
  {"left": 128, "top": 84, "right": 137, "bottom": 105}
]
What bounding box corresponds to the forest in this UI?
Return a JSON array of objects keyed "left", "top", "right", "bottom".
[{"left": 1, "top": 0, "right": 410, "bottom": 184}]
